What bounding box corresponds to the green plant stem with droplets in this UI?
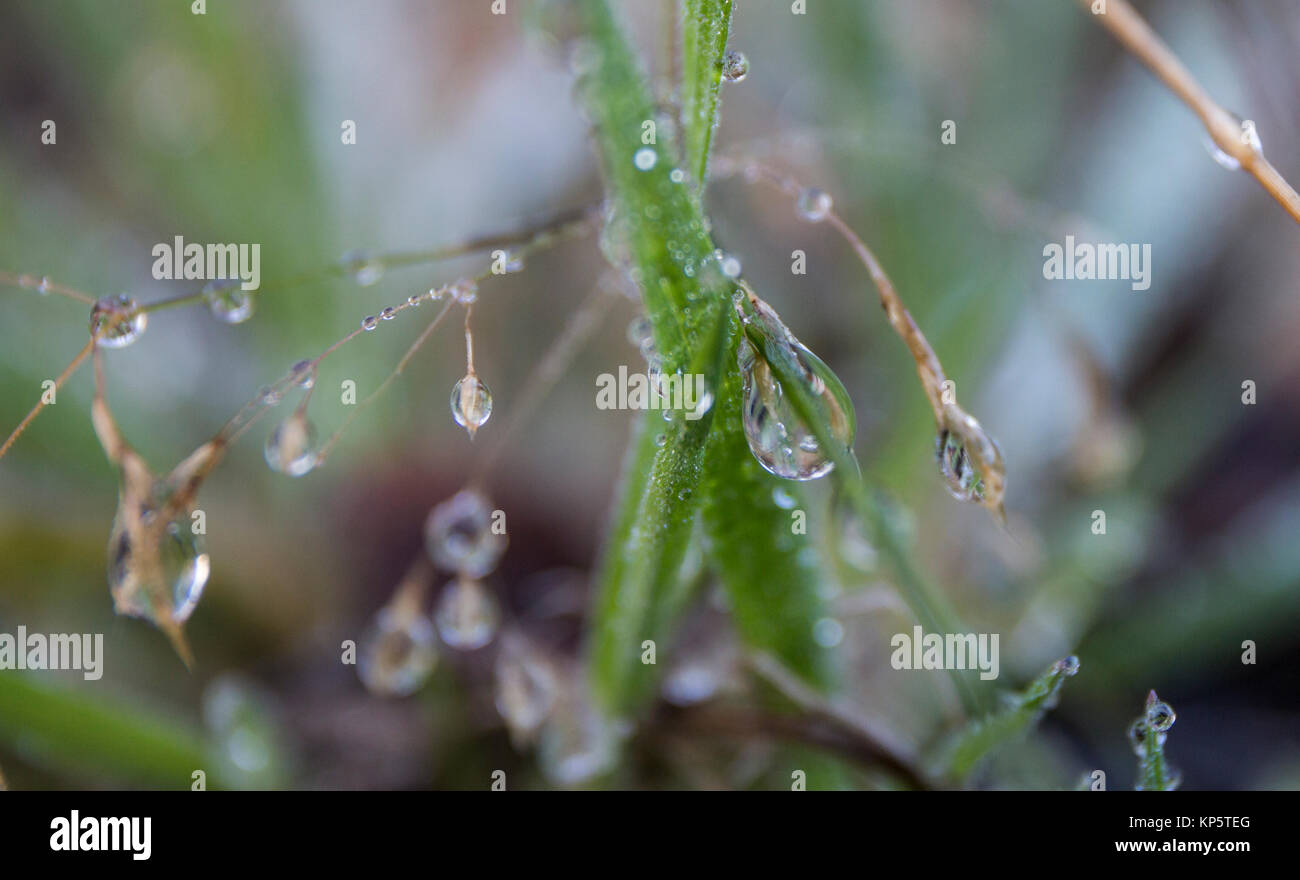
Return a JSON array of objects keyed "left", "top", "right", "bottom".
[{"left": 578, "top": 0, "right": 987, "bottom": 750}]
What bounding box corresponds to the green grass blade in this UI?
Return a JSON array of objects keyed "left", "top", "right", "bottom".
[
  {"left": 931, "top": 655, "right": 1079, "bottom": 783},
  {"left": 575, "top": 0, "right": 736, "bottom": 717},
  {"left": 700, "top": 358, "right": 835, "bottom": 690},
  {"left": 679, "top": 0, "right": 734, "bottom": 192}
]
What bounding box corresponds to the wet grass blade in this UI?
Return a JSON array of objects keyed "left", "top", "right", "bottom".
[
  {"left": 930, "top": 655, "right": 1079, "bottom": 783},
  {"left": 679, "top": 0, "right": 734, "bottom": 192},
  {"left": 576, "top": 0, "right": 736, "bottom": 717}
]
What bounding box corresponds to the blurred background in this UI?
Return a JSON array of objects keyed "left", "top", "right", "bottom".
[{"left": 0, "top": 0, "right": 1297, "bottom": 790}]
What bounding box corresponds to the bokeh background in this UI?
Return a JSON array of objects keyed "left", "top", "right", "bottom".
[{"left": 0, "top": 0, "right": 1297, "bottom": 790}]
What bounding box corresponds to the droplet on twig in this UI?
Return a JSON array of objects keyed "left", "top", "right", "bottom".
[
  {"left": 89, "top": 295, "right": 147, "bottom": 348},
  {"left": 451, "top": 373, "right": 493, "bottom": 439},
  {"left": 423, "top": 489, "right": 506, "bottom": 577},
  {"left": 264, "top": 413, "right": 318, "bottom": 477},
  {"left": 434, "top": 577, "right": 500, "bottom": 650}
]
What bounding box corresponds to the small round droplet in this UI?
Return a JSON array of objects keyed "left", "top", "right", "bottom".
[
  {"left": 360, "top": 315, "right": 379, "bottom": 331},
  {"left": 264, "top": 414, "right": 318, "bottom": 477},
  {"left": 407, "top": 293, "right": 423, "bottom": 307},
  {"left": 669, "top": 168, "right": 686, "bottom": 184},
  {"left": 1146, "top": 698, "right": 1176, "bottom": 732},
  {"left": 89, "top": 295, "right": 147, "bottom": 349},
  {"left": 203, "top": 280, "right": 255, "bottom": 324},
  {"left": 424, "top": 489, "right": 507, "bottom": 578},
  {"left": 341, "top": 250, "right": 384, "bottom": 287},
  {"left": 1057, "top": 655, "right": 1080, "bottom": 677},
  {"left": 655, "top": 433, "right": 667, "bottom": 447},
  {"left": 290, "top": 359, "right": 315, "bottom": 389},
  {"left": 634, "top": 146, "right": 657, "bottom": 171},
  {"left": 721, "top": 49, "right": 749, "bottom": 83},
  {"left": 358, "top": 607, "right": 438, "bottom": 697},
  {"left": 434, "top": 577, "right": 500, "bottom": 650},
  {"left": 450, "top": 278, "right": 478, "bottom": 305},
  {"left": 812, "top": 617, "right": 844, "bottom": 648},
  {"left": 796, "top": 187, "right": 833, "bottom": 223},
  {"left": 450, "top": 373, "right": 493, "bottom": 438},
  {"left": 37, "top": 276, "right": 51, "bottom": 295},
  {"left": 380, "top": 306, "right": 397, "bottom": 321},
  {"left": 772, "top": 487, "right": 797, "bottom": 509}
]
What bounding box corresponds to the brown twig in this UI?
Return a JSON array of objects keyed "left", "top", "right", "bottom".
[{"left": 1079, "top": 0, "right": 1300, "bottom": 224}]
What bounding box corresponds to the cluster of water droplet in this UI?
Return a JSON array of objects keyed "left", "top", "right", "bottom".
[
  {"left": 89, "top": 295, "right": 147, "bottom": 348},
  {"left": 427, "top": 490, "right": 505, "bottom": 645}
]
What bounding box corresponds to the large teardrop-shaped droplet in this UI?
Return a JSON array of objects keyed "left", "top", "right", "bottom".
[
  {"left": 450, "top": 373, "right": 492, "bottom": 439},
  {"left": 495, "top": 632, "right": 558, "bottom": 746},
  {"left": 90, "top": 295, "right": 147, "bottom": 348},
  {"left": 423, "top": 489, "right": 507, "bottom": 577},
  {"left": 107, "top": 499, "right": 211, "bottom": 626},
  {"left": 935, "top": 407, "right": 1005, "bottom": 514},
  {"left": 264, "top": 413, "right": 318, "bottom": 477},
  {"left": 357, "top": 605, "right": 439, "bottom": 697},
  {"left": 434, "top": 577, "right": 500, "bottom": 650},
  {"left": 735, "top": 294, "right": 855, "bottom": 481}
]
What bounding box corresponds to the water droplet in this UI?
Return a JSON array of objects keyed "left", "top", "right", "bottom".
[
  {"left": 796, "top": 187, "right": 833, "bottom": 222},
  {"left": 423, "top": 489, "right": 507, "bottom": 577},
  {"left": 1127, "top": 718, "right": 1148, "bottom": 756},
  {"left": 89, "top": 295, "right": 147, "bottom": 348},
  {"left": 264, "top": 414, "right": 318, "bottom": 477},
  {"left": 407, "top": 293, "right": 423, "bottom": 307},
  {"left": 813, "top": 617, "right": 844, "bottom": 648},
  {"left": 450, "top": 278, "right": 478, "bottom": 305},
  {"left": 358, "top": 605, "right": 438, "bottom": 697},
  {"left": 290, "top": 359, "right": 315, "bottom": 389},
  {"left": 429, "top": 286, "right": 446, "bottom": 301},
  {"left": 633, "top": 146, "right": 657, "bottom": 171},
  {"left": 108, "top": 500, "right": 210, "bottom": 625},
  {"left": 1204, "top": 115, "right": 1263, "bottom": 170},
  {"left": 434, "top": 577, "right": 500, "bottom": 650},
  {"left": 1204, "top": 138, "right": 1240, "bottom": 170},
  {"left": 37, "top": 276, "right": 51, "bottom": 294},
  {"left": 450, "top": 373, "right": 492, "bottom": 438},
  {"left": 260, "top": 385, "right": 281, "bottom": 406},
  {"left": 714, "top": 249, "right": 742, "bottom": 278},
  {"left": 1057, "top": 655, "right": 1080, "bottom": 677},
  {"left": 341, "top": 250, "right": 384, "bottom": 286},
  {"left": 495, "top": 632, "right": 558, "bottom": 745},
  {"left": 936, "top": 411, "right": 1005, "bottom": 511},
  {"left": 669, "top": 168, "right": 686, "bottom": 184},
  {"left": 538, "top": 695, "right": 617, "bottom": 786},
  {"left": 202, "top": 676, "right": 281, "bottom": 784},
  {"left": 736, "top": 294, "right": 855, "bottom": 481},
  {"left": 203, "top": 280, "right": 255, "bottom": 324},
  {"left": 626, "top": 314, "right": 653, "bottom": 349},
  {"left": 360, "top": 315, "right": 378, "bottom": 331},
  {"left": 721, "top": 49, "right": 749, "bottom": 83},
  {"left": 772, "top": 487, "right": 797, "bottom": 509},
  {"left": 654, "top": 433, "right": 667, "bottom": 447},
  {"left": 1146, "top": 694, "right": 1176, "bottom": 732},
  {"left": 380, "top": 306, "right": 397, "bottom": 321}
]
